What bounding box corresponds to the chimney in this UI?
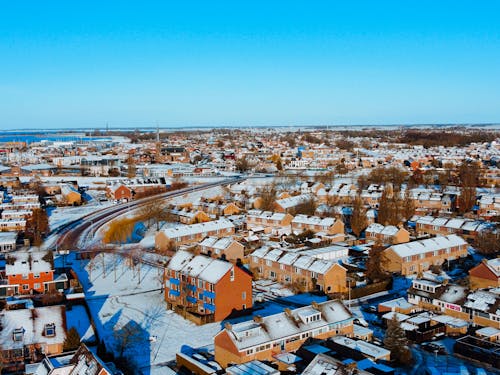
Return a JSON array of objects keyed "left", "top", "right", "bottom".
[
  {"left": 224, "top": 322, "right": 232, "bottom": 331},
  {"left": 311, "top": 301, "right": 320, "bottom": 310},
  {"left": 253, "top": 315, "right": 263, "bottom": 324}
]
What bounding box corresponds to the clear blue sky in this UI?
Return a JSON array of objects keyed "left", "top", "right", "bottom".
[{"left": 1, "top": 1, "right": 500, "bottom": 129}]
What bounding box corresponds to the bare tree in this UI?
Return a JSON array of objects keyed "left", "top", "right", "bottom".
[
  {"left": 475, "top": 228, "right": 499, "bottom": 255},
  {"left": 235, "top": 156, "right": 250, "bottom": 173},
  {"left": 291, "top": 197, "right": 317, "bottom": 216},
  {"left": 401, "top": 189, "right": 415, "bottom": 222},
  {"left": 137, "top": 201, "right": 168, "bottom": 230},
  {"left": 259, "top": 183, "right": 277, "bottom": 211},
  {"left": 350, "top": 195, "right": 368, "bottom": 238},
  {"left": 126, "top": 155, "right": 136, "bottom": 178},
  {"left": 25, "top": 208, "right": 49, "bottom": 246},
  {"left": 458, "top": 160, "right": 480, "bottom": 214}
]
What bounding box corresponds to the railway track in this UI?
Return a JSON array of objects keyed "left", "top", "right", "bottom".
[{"left": 51, "top": 177, "right": 244, "bottom": 250}]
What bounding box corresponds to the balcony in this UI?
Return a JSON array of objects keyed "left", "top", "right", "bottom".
[
  {"left": 169, "top": 289, "right": 180, "bottom": 297},
  {"left": 203, "top": 302, "right": 216, "bottom": 312},
  {"left": 169, "top": 278, "right": 180, "bottom": 285},
  {"left": 203, "top": 290, "right": 215, "bottom": 299}
]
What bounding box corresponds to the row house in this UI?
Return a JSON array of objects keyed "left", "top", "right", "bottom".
[
  {"left": 291, "top": 215, "right": 344, "bottom": 240},
  {"left": 11, "top": 194, "right": 39, "bottom": 204},
  {"left": 156, "top": 218, "right": 235, "bottom": 250},
  {"left": 214, "top": 300, "right": 354, "bottom": 368},
  {"left": 360, "top": 190, "right": 382, "bottom": 209},
  {"left": 415, "top": 216, "right": 488, "bottom": 240},
  {"left": 246, "top": 210, "right": 294, "bottom": 235},
  {"left": 469, "top": 258, "right": 500, "bottom": 289},
  {"left": 250, "top": 246, "right": 347, "bottom": 293},
  {"left": 382, "top": 234, "right": 468, "bottom": 275},
  {"left": 0, "top": 202, "right": 41, "bottom": 211},
  {"left": 3, "top": 252, "right": 61, "bottom": 295},
  {"left": 478, "top": 194, "right": 500, "bottom": 218},
  {"left": 1, "top": 210, "right": 32, "bottom": 221},
  {"left": 324, "top": 183, "right": 357, "bottom": 205},
  {"left": 274, "top": 194, "right": 314, "bottom": 213},
  {"left": 364, "top": 223, "right": 409, "bottom": 244},
  {"left": 169, "top": 208, "right": 211, "bottom": 224},
  {"left": 0, "top": 305, "right": 66, "bottom": 371},
  {"left": 165, "top": 250, "right": 252, "bottom": 323},
  {"left": 198, "top": 236, "right": 245, "bottom": 262},
  {"left": 0, "top": 219, "right": 26, "bottom": 232},
  {"left": 408, "top": 279, "right": 500, "bottom": 329},
  {"left": 411, "top": 190, "right": 454, "bottom": 215},
  {"left": 0, "top": 232, "right": 17, "bottom": 252},
  {"left": 194, "top": 201, "right": 241, "bottom": 217}
]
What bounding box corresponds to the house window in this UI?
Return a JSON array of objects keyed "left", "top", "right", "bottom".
[
  {"left": 22, "top": 284, "right": 29, "bottom": 290},
  {"left": 266, "top": 260, "right": 272, "bottom": 266},
  {"left": 198, "top": 279, "right": 203, "bottom": 288},
  {"left": 44, "top": 323, "right": 56, "bottom": 337},
  {"left": 34, "top": 273, "right": 40, "bottom": 278},
  {"left": 242, "top": 292, "right": 246, "bottom": 300},
  {"left": 34, "top": 283, "right": 41, "bottom": 290},
  {"left": 230, "top": 268, "right": 235, "bottom": 281},
  {"left": 13, "top": 328, "right": 24, "bottom": 341},
  {"left": 22, "top": 274, "right": 28, "bottom": 280},
  {"left": 269, "top": 271, "right": 276, "bottom": 279}
]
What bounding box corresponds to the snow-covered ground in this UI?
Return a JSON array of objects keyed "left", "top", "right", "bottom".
[
  {"left": 66, "top": 305, "right": 96, "bottom": 343},
  {"left": 70, "top": 252, "right": 222, "bottom": 374},
  {"left": 48, "top": 201, "right": 113, "bottom": 232}
]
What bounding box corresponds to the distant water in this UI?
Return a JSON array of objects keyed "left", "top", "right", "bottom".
[{"left": 0, "top": 132, "right": 110, "bottom": 144}]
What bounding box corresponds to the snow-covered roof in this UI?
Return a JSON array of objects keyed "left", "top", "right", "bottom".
[
  {"left": 223, "top": 300, "right": 353, "bottom": 350},
  {"left": 275, "top": 194, "right": 313, "bottom": 209},
  {"left": 5, "top": 251, "right": 52, "bottom": 276},
  {"left": 247, "top": 210, "right": 288, "bottom": 222},
  {"left": 160, "top": 218, "right": 234, "bottom": 239},
  {"left": 365, "top": 223, "right": 400, "bottom": 236},
  {"left": 0, "top": 306, "right": 66, "bottom": 349},
  {"left": 388, "top": 234, "right": 467, "bottom": 258},
  {"left": 292, "top": 215, "right": 336, "bottom": 227},
  {"left": 167, "top": 250, "right": 232, "bottom": 284},
  {"left": 329, "top": 336, "right": 391, "bottom": 360},
  {"left": 199, "top": 236, "right": 237, "bottom": 250},
  {"left": 0, "top": 231, "right": 17, "bottom": 244}
]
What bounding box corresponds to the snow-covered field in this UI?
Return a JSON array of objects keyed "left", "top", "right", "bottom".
[{"left": 70, "top": 252, "right": 222, "bottom": 374}]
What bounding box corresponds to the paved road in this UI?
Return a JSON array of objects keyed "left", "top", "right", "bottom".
[{"left": 51, "top": 177, "right": 244, "bottom": 250}]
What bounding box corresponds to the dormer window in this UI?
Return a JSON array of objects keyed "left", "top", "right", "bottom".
[
  {"left": 44, "top": 323, "right": 56, "bottom": 337},
  {"left": 13, "top": 328, "right": 24, "bottom": 341}
]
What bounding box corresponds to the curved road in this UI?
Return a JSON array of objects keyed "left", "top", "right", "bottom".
[{"left": 50, "top": 177, "right": 243, "bottom": 250}]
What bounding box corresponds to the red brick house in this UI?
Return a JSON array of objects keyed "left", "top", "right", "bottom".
[
  {"left": 106, "top": 183, "right": 132, "bottom": 201},
  {"left": 165, "top": 250, "right": 252, "bottom": 323},
  {"left": 5, "top": 252, "right": 55, "bottom": 294},
  {"left": 469, "top": 259, "right": 500, "bottom": 290}
]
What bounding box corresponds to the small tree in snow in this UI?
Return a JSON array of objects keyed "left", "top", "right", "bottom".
[
  {"left": 384, "top": 314, "right": 413, "bottom": 365},
  {"left": 63, "top": 327, "right": 81, "bottom": 351}
]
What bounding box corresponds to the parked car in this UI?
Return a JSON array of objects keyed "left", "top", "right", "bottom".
[{"left": 421, "top": 342, "right": 447, "bottom": 355}]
